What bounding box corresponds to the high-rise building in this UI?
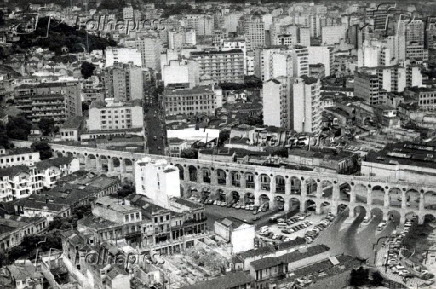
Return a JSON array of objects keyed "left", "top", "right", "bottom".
[
  {"left": 262, "top": 77, "right": 291, "bottom": 128},
  {"left": 354, "top": 71, "right": 383, "bottom": 106},
  {"left": 397, "top": 19, "right": 428, "bottom": 61},
  {"left": 104, "top": 63, "right": 144, "bottom": 102},
  {"left": 162, "top": 60, "right": 200, "bottom": 89},
  {"left": 14, "top": 81, "right": 82, "bottom": 125},
  {"left": 244, "top": 15, "right": 266, "bottom": 50},
  {"left": 190, "top": 49, "right": 244, "bottom": 83},
  {"left": 105, "top": 47, "right": 142, "bottom": 67},
  {"left": 290, "top": 76, "right": 322, "bottom": 134},
  {"left": 135, "top": 36, "right": 163, "bottom": 72},
  {"left": 307, "top": 46, "right": 331, "bottom": 76}
]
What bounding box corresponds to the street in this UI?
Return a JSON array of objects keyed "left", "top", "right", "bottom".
[{"left": 145, "top": 104, "right": 166, "bottom": 155}]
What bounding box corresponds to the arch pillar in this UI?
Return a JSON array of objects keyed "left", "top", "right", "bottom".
[
  {"left": 197, "top": 169, "right": 202, "bottom": 184},
  {"left": 384, "top": 191, "right": 389, "bottom": 208},
  {"left": 399, "top": 212, "right": 406, "bottom": 225},
  {"left": 107, "top": 158, "right": 114, "bottom": 172},
  {"left": 210, "top": 170, "right": 218, "bottom": 185},
  {"left": 300, "top": 198, "right": 307, "bottom": 212},
  {"left": 226, "top": 172, "right": 231, "bottom": 187},
  {"left": 240, "top": 174, "right": 246, "bottom": 189},
  {"left": 315, "top": 202, "right": 322, "bottom": 215},
  {"left": 417, "top": 214, "right": 425, "bottom": 225},
  {"left": 301, "top": 181, "right": 307, "bottom": 198},
  {"left": 254, "top": 175, "right": 261, "bottom": 193},
  {"left": 84, "top": 155, "right": 90, "bottom": 169},
  {"left": 401, "top": 191, "right": 407, "bottom": 209},
  {"left": 332, "top": 184, "right": 340, "bottom": 200},
  {"left": 382, "top": 210, "right": 388, "bottom": 221},
  {"left": 184, "top": 167, "right": 190, "bottom": 182},
  {"left": 366, "top": 187, "right": 372, "bottom": 206},
  {"left": 270, "top": 176, "right": 276, "bottom": 194},
  {"left": 419, "top": 193, "right": 425, "bottom": 211},
  {"left": 95, "top": 156, "right": 102, "bottom": 171},
  {"left": 119, "top": 159, "right": 126, "bottom": 173},
  {"left": 316, "top": 183, "right": 323, "bottom": 198},
  {"left": 285, "top": 178, "right": 291, "bottom": 195},
  {"left": 269, "top": 198, "right": 277, "bottom": 211},
  {"left": 350, "top": 190, "right": 356, "bottom": 203},
  {"left": 284, "top": 198, "right": 290, "bottom": 212}
]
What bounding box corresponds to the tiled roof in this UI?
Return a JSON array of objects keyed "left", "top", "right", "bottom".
[{"left": 179, "top": 271, "right": 253, "bottom": 289}]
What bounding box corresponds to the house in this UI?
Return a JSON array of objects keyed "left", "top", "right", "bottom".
[{"left": 214, "top": 217, "right": 255, "bottom": 254}]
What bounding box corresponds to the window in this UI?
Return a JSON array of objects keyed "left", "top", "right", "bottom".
[{"left": 125, "top": 215, "right": 129, "bottom": 222}]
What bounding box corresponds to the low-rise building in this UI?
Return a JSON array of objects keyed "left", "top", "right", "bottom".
[
  {"left": 58, "top": 116, "right": 84, "bottom": 142},
  {"left": 0, "top": 216, "right": 48, "bottom": 252},
  {"left": 214, "top": 217, "right": 255, "bottom": 254},
  {"left": 0, "top": 148, "right": 40, "bottom": 169}
]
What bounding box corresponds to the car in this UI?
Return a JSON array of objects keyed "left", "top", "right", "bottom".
[
  {"left": 305, "top": 237, "right": 313, "bottom": 244},
  {"left": 277, "top": 234, "right": 285, "bottom": 241},
  {"left": 250, "top": 205, "right": 255, "bottom": 211},
  {"left": 398, "top": 270, "right": 410, "bottom": 277},
  {"left": 281, "top": 229, "right": 291, "bottom": 234},
  {"left": 252, "top": 216, "right": 261, "bottom": 222},
  {"left": 271, "top": 234, "right": 279, "bottom": 240}
]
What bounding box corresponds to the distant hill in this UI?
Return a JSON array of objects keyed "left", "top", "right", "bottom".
[{"left": 16, "top": 17, "right": 117, "bottom": 55}]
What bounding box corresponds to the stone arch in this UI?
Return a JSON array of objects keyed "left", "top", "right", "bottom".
[
  {"left": 290, "top": 176, "right": 301, "bottom": 195},
  {"left": 353, "top": 184, "right": 368, "bottom": 204},
  {"left": 260, "top": 174, "right": 270, "bottom": 191},
  {"left": 371, "top": 185, "right": 385, "bottom": 206},
  {"left": 387, "top": 210, "right": 401, "bottom": 223},
  {"left": 244, "top": 192, "right": 255, "bottom": 205},
  {"left": 200, "top": 188, "right": 211, "bottom": 202},
  {"left": 289, "top": 198, "right": 301, "bottom": 212},
  {"left": 339, "top": 182, "right": 351, "bottom": 202},
  {"left": 112, "top": 157, "right": 120, "bottom": 168},
  {"left": 319, "top": 201, "right": 331, "bottom": 214},
  {"left": 229, "top": 191, "right": 240, "bottom": 205},
  {"left": 352, "top": 205, "right": 366, "bottom": 218},
  {"left": 422, "top": 214, "right": 435, "bottom": 224},
  {"left": 66, "top": 152, "right": 73, "bottom": 158},
  {"left": 188, "top": 165, "right": 198, "bottom": 182},
  {"left": 216, "top": 169, "right": 227, "bottom": 185},
  {"left": 405, "top": 189, "right": 420, "bottom": 209},
  {"left": 321, "top": 180, "right": 333, "bottom": 199},
  {"left": 175, "top": 164, "right": 184, "bottom": 180},
  {"left": 100, "top": 155, "right": 108, "bottom": 172},
  {"left": 275, "top": 175, "right": 285, "bottom": 194},
  {"left": 274, "top": 196, "right": 285, "bottom": 211},
  {"left": 230, "top": 171, "right": 241, "bottom": 187},
  {"left": 259, "top": 194, "right": 270, "bottom": 206},
  {"left": 244, "top": 172, "right": 255, "bottom": 189},
  {"left": 405, "top": 211, "right": 417, "bottom": 222},
  {"left": 306, "top": 178, "right": 317, "bottom": 196},
  {"left": 201, "top": 168, "right": 211, "bottom": 183},
  {"left": 424, "top": 191, "right": 436, "bottom": 211},
  {"left": 305, "top": 199, "right": 316, "bottom": 212},
  {"left": 337, "top": 204, "right": 348, "bottom": 215},
  {"left": 217, "top": 188, "right": 226, "bottom": 202},
  {"left": 370, "top": 207, "right": 384, "bottom": 220},
  {"left": 184, "top": 186, "right": 193, "bottom": 199},
  {"left": 124, "top": 158, "right": 133, "bottom": 167},
  {"left": 191, "top": 188, "right": 201, "bottom": 199},
  {"left": 388, "top": 188, "right": 402, "bottom": 208}
]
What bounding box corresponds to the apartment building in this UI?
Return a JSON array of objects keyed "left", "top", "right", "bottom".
[
  {"left": 290, "top": 76, "right": 322, "bottom": 134},
  {"left": 88, "top": 99, "right": 144, "bottom": 132},
  {"left": 105, "top": 47, "right": 142, "bottom": 67},
  {"left": 406, "top": 87, "right": 436, "bottom": 111},
  {"left": 244, "top": 15, "right": 266, "bottom": 50},
  {"left": 14, "top": 81, "right": 82, "bottom": 125},
  {"left": 0, "top": 148, "right": 40, "bottom": 169},
  {"left": 354, "top": 71, "right": 381, "bottom": 105},
  {"left": 162, "top": 60, "right": 200, "bottom": 89},
  {"left": 163, "top": 85, "right": 220, "bottom": 116},
  {"left": 135, "top": 36, "right": 163, "bottom": 72},
  {"left": 104, "top": 63, "right": 144, "bottom": 102},
  {"left": 190, "top": 49, "right": 244, "bottom": 84},
  {"left": 0, "top": 216, "right": 48, "bottom": 252},
  {"left": 0, "top": 157, "right": 79, "bottom": 202},
  {"left": 262, "top": 77, "right": 291, "bottom": 129}
]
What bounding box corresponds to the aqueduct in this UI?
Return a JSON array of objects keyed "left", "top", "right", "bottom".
[{"left": 50, "top": 143, "right": 436, "bottom": 224}]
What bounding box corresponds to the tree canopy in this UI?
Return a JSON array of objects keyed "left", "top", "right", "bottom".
[
  {"left": 81, "top": 61, "right": 96, "bottom": 79},
  {"left": 38, "top": 117, "right": 55, "bottom": 136},
  {"left": 6, "top": 116, "right": 31, "bottom": 140},
  {"left": 31, "top": 141, "right": 53, "bottom": 160}
]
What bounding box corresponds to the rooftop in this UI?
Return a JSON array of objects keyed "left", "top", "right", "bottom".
[
  {"left": 61, "top": 116, "right": 83, "bottom": 130},
  {"left": 250, "top": 245, "right": 330, "bottom": 270},
  {"left": 164, "top": 85, "right": 215, "bottom": 96},
  {"left": 191, "top": 49, "right": 243, "bottom": 56},
  {"left": 179, "top": 271, "right": 253, "bottom": 289}
]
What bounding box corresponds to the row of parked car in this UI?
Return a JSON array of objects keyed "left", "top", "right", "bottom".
[
  {"left": 304, "top": 212, "right": 336, "bottom": 244},
  {"left": 259, "top": 213, "right": 313, "bottom": 243},
  {"left": 384, "top": 218, "right": 433, "bottom": 282}
]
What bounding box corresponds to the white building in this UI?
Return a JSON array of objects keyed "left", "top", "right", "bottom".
[
  {"left": 214, "top": 217, "right": 255, "bottom": 254},
  {"left": 105, "top": 47, "right": 142, "bottom": 67},
  {"left": 262, "top": 77, "right": 290, "bottom": 128},
  {"left": 88, "top": 99, "right": 144, "bottom": 132},
  {"left": 244, "top": 15, "right": 266, "bottom": 50},
  {"left": 134, "top": 158, "right": 181, "bottom": 208},
  {"left": 321, "top": 25, "right": 347, "bottom": 45},
  {"left": 290, "top": 77, "right": 322, "bottom": 134},
  {"left": 307, "top": 46, "right": 331, "bottom": 76},
  {"left": 135, "top": 36, "right": 163, "bottom": 72},
  {"left": 162, "top": 60, "right": 200, "bottom": 89},
  {"left": 0, "top": 148, "right": 40, "bottom": 169}
]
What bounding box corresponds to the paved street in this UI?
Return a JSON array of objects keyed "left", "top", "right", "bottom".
[{"left": 145, "top": 105, "right": 166, "bottom": 155}]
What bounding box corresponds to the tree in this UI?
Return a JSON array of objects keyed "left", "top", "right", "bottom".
[
  {"left": 218, "top": 130, "right": 230, "bottom": 146},
  {"left": 118, "top": 184, "right": 135, "bottom": 198},
  {"left": 370, "top": 271, "right": 384, "bottom": 286},
  {"left": 31, "top": 141, "right": 53, "bottom": 160},
  {"left": 81, "top": 61, "right": 96, "bottom": 79},
  {"left": 6, "top": 116, "right": 31, "bottom": 140},
  {"left": 181, "top": 148, "right": 198, "bottom": 159},
  {"left": 0, "top": 11, "right": 4, "bottom": 26},
  {"left": 349, "top": 267, "right": 370, "bottom": 287},
  {"left": 38, "top": 117, "right": 55, "bottom": 136},
  {"left": 0, "top": 124, "right": 12, "bottom": 148}
]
